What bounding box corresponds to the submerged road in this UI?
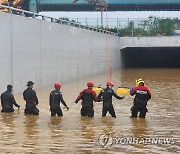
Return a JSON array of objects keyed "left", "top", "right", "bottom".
[{"left": 0, "top": 69, "right": 179, "bottom": 153}]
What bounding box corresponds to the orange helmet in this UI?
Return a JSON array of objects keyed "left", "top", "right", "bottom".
[
  {"left": 87, "top": 81, "right": 94, "bottom": 87},
  {"left": 106, "top": 81, "right": 114, "bottom": 87},
  {"left": 54, "top": 82, "right": 61, "bottom": 89}
]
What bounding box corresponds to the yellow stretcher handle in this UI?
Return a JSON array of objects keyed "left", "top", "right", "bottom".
[
  {"left": 92, "top": 87, "right": 103, "bottom": 95},
  {"left": 116, "top": 87, "right": 129, "bottom": 95},
  {"left": 93, "top": 87, "right": 130, "bottom": 96}
]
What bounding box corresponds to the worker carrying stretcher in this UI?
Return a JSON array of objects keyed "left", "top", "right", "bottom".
[
  {"left": 130, "top": 78, "right": 151, "bottom": 118},
  {"left": 97, "top": 81, "right": 125, "bottom": 118},
  {"left": 74, "top": 81, "right": 98, "bottom": 117}
]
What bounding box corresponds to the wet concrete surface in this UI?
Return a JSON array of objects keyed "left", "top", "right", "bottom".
[{"left": 0, "top": 69, "right": 179, "bottom": 153}]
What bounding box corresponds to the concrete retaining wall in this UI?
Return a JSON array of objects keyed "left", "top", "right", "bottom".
[{"left": 0, "top": 13, "right": 120, "bottom": 94}]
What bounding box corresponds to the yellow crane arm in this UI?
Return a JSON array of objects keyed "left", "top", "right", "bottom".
[{"left": 0, "top": 0, "right": 23, "bottom": 12}]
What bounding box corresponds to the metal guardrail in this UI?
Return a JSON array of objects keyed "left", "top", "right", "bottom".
[
  {"left": 0, "top": 4, "right": 117, "bottom": 36},
  {"left": 33, "top": 0, "right": 180, "bottom": 5}
]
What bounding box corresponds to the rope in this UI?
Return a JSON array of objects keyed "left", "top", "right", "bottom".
[
  {"left": 105, "top": 6, "right": 112, "bottom": 81},
  {"left": 104, "top": 6, "right": 128, "bottom": 89}
]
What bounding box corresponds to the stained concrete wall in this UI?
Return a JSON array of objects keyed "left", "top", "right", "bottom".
[{"left": 0, "top": 13, "right": 120, "bottom": 94}]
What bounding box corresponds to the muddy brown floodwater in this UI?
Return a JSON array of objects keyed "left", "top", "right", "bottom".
[{"left": 0, "top": 69, "right": 179, "bottom": 154}]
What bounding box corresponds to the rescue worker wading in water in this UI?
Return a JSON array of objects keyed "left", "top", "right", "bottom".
[
  {"left": 23, "top": 81, "right": 39, "bottom": 115},
  {"left": 130, "top": 78, "right": 151, "bottom": 118},
  {"left": 75, "top": 81, "right": 98, "bottom": 117},
  {"left": 97, "top": 81, "right": 124, "bottom": 118},
  {"left": 1, "top": 85, "right": 20, "bottom": 112},
  {"left": 49, "top": 82, "right": 69, "bottom": 116}
]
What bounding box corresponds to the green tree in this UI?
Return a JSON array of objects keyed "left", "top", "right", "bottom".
[
  {"left": 141, "top": 16, "right": 179, "bottom": 36},
  {"left": 141, "top": 16, "right": 160, "bottom": 36},
  {"left": 119, "top": 27, "right": 132, "bottom": 37},
  {"left": 159, "top": 18, "right": 175, "bottom": 35},
  {"left": 133, "top": 28, "right": 148, "bottom": 36},
  {"left": 174, "top": 18, "right": 180, "bottom": 29}
]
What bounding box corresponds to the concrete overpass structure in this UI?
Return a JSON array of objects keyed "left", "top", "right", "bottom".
[
  {"left": 120, "top": 37, "right": 180, "bottom": 49},
  {"left": 2, "top": 0, "right": 180, "bottom": 13},
  {"left": 28, "top": 0, "right": 180, "bottom": 12}
]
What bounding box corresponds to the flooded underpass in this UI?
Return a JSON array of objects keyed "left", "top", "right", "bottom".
[
  {"left": 121, "top": 47, "right": 180, "bottom": 68},
  {"left": 0, "top": 69, "right": 179, "bottom": 153}
]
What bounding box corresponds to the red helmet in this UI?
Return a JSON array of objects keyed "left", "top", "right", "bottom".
[
  {"left": 55, "top": 82, "right": 61, "bottom": 89},
  {"left": 106, "top": 81, "right": 114, "bottom": 87},
  {"left": 87, "top": 81, "right": 94, "bottom": 87}
]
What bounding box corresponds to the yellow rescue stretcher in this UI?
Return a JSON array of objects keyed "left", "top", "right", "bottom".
[
  {"left": 92, "top": 87, "right": 103, "bottom": 95},
  {"left": 116, "top": 87, "right": 130, "bottom": 96},
  {"left": 93, "top": 86, "right": 130, "bottom": 96}
]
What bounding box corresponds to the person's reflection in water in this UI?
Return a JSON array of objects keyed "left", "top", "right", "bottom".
[
  {"left": 1, "top": 113, "right": 16, "bottom": 138},
  {"left": 80, "top": 117, "right": 95, "bottom": 140},
  {"left": 48, "top": 116, "right": 63, "bottom": 153},
  {"left": 100, "top": 117, "right": 115, "bottom": 134},
  {"left": 79, "top": 117, "right": 96, "bottom": 153},
  {"left": 130, "top": 118, "right": 148, "bottom": 150},
  {"left": 23, "top": 115, "right": 39, "bottom": 153},
  {"left": 49, "top": 116, "right": 62, "bottom": 128}
]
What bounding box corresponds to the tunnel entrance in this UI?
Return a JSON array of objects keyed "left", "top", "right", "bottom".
[{"left": 121, "top": 47, "right": 180, "bottom": 68}]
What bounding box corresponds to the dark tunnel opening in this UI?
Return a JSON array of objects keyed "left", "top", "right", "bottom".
[{"left": 121, "top": 47, "right": 180, "bottom": 68}]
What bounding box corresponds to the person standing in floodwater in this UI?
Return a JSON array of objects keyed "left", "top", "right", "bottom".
[
  {"left": 49, "top": 82, "right": 69, "bottom": 116},
  {"left": 1, "top": 85, "right": 20, "bottom": 112},
  {"left": 97, "top": 81, "right": 124, "bottom": 118},
  {"left": 23, "top": 81, "right": 39, "bottom": 115},
  {"left": 130, "top": 78, "right": 151, "bottom": 118},
  {"left": 75, "top": 81, "right": 98, "bottom": 117}
]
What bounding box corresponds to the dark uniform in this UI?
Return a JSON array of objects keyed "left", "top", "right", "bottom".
[
  {"left": 130, "top": 85, "right": 151, "bottom": 118},
  {"left": 1, "top": 89, "right": 20, "bottom": 112},
  {"left": 23, "top": 88, "right": 39, "bottom": 115},
  {"left": 75, "top": 89, "right": 97, "bottom": 117},
  {"left": 98, "top": 87, "right": 124, "bottom": 118},
  {"left": 49, "top": 90, "right": 69, "bottom": 116}
]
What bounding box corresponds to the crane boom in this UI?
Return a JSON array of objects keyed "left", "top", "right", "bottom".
[{"left": 0, "top": 0, "right": 23, "bottom": 12}]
